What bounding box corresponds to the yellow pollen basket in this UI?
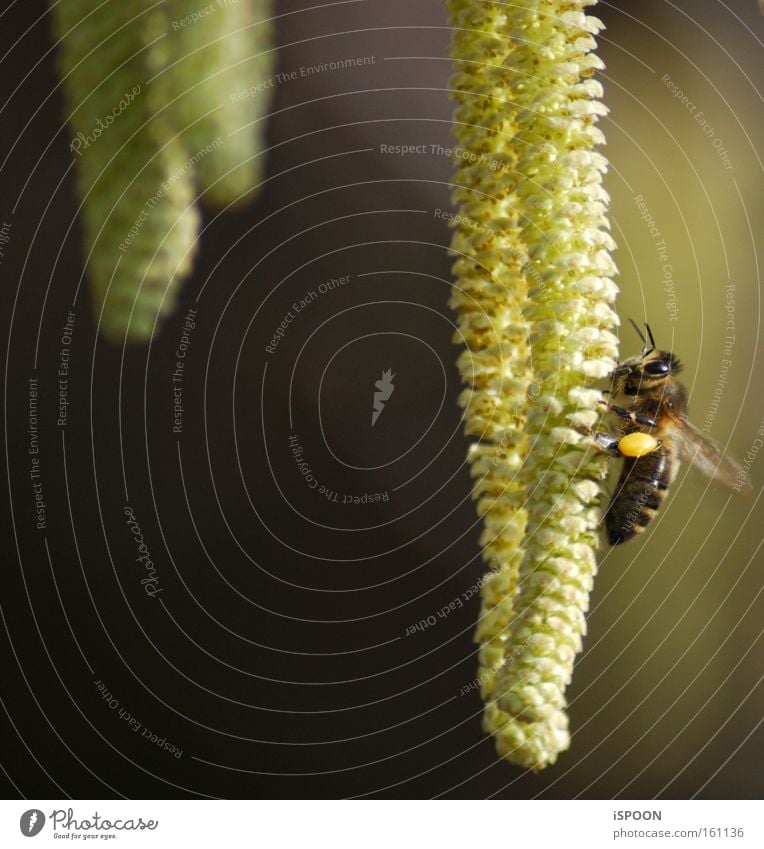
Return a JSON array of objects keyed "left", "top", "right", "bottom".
[{"left": 619, "top": 432, "right": 659, "bottom": 458}]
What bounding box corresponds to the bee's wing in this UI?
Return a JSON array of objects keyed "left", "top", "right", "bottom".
[{"left": 674, "top": 418, "right": 753, "bottom": 493}]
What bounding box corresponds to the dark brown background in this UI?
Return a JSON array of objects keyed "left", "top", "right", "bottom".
[{"left": 1, "top": 0, "right": 763, "bottom": 799}]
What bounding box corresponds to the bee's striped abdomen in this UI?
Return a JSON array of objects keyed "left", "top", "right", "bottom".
[{"left": 606, "top": 443, "right": 676, "bottom": 545}]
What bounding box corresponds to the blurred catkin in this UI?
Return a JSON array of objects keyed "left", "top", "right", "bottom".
[
  {"left": 163, "top": 0, "right": 275, "bottom": 206},
  {"left": 50, "top": 0, "right": 275, "bottom": 342},
  {"left": 448, "top": 0, "right": 619, "bottom": 770}
]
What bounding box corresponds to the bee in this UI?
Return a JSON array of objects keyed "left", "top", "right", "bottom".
[{"left": 589, "top": 320, "right": 752, "bottom": 545}]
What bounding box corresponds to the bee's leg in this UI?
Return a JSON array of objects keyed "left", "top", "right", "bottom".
[
  {"left": 585, "top": 427, "right": 662, "bottom": 459},
  {"left": 579, "top": 423, "right": 622, "bottom": 457},
  {"left": 598, "top": 400, "right": 658, "bottom": 430}
]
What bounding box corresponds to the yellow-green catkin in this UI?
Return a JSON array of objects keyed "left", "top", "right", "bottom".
[
  {"left": 49, "top": 1, "right": 275, "bottom": 342},
  {"left": 446, "top": 0, "right": 533, "bottom": 760},
  {"left": 163, "top": 0, "right": 275, "bottom": 207},
  {"left": 448, "top": 0, "right": 620, "bottom": 771},
  {"left": 51, "top": 2, "right": 199, "bottom": 342}
]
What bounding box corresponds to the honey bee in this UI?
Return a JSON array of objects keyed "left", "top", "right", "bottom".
[{"left": 590, "top": 321, "right": 752, "bottom": 545}]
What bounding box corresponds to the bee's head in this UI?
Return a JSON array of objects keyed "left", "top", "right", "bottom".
[{"left": 610, "top": 321, "right": 682, "bottom": 396}]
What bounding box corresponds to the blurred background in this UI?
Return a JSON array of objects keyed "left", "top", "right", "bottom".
[{"left": 0, "top": 0, "right": 762, "bottom": 799}]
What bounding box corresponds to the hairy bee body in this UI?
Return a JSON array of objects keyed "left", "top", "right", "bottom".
[
  {"left": 603, "top": 357, "right": 686, "bottom": 544},
  {"left": 606, "top": 442, "right": 676, "bottom": 545},
  {"left": 592, "top": 321, "right": 749, "bottom": 546}
]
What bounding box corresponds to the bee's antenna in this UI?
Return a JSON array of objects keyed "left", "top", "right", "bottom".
[
  {"left": 644, "top": 323, "right": 656, "bottom": 354},
  {"left": 628, "top": 317, "right": 647, "bottom": 351}
]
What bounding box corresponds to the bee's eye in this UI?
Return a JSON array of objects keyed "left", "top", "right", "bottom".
[{"left": 644, "top": 360, "right": 670, "bottom": 376}]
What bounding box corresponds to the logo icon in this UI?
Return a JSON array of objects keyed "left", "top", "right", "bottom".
[
  {"left": 20, "top": 809, "right": 45, "bottom": 837},
  {"left": 371, "top": 368, "right": 395, "bottom": 426}
]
